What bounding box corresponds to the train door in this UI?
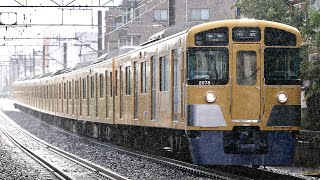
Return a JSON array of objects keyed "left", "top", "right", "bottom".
[
  {"left": 133, "top": 61, "right": 138, "bottom": 119},
  {"left": 231, "top": 44, "right": 261, "bottom": 121},
  {"left": 151, "top": 56, "right": 157, "bottom": 120}
]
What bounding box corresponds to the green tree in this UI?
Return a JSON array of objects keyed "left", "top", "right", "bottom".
[
  {"left": 236, "top": 0, "right": 304, "bottom": 26},
  {"left": 300, "top": 7, "right": 320, "bottom": 130}
]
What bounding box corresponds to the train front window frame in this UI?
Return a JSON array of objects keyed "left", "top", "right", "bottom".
[
  {"left": 264, "top": 48, "right": 300, "bottom": 85},
  {"left": 187, "top": 48, "right": 229, "bottom": 85}
]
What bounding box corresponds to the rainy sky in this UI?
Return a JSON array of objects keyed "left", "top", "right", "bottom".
[{"left": 0, "top": 0, "right": 121, "bottom": 59}]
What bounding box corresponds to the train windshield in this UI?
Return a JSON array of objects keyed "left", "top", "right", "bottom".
[
  {"left": 264, "top": 48, "right": 301, "bottom": 85},
  {"left": 187, "top": 48, "right": 229, "bottom": 85}
]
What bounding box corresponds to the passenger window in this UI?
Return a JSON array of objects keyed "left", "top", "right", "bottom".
[
  {"left": 236, "top": 51, "right": 257, "bottom": 85},
  {"left": 141, "top": 62, "right": 147, "bottom": 93},
  {"left": 91, "top": 76, "right": 94, "bottom": 99},
  {"left": 82, "top": 78, "right": 86, "bottom": 99},
  {"left": 100, "top": 74, "right": 104, "bottom": 98},
  {"left": 160, "top": 56, "right": 169, "bottom": 91},
  {"left": 125, "top": 66, "right": 131, "bottom": 95}
]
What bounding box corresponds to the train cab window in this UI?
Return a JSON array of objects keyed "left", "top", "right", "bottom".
[
  {"left": 187, "top": 48, "right": 228, "bottom": 85},
  {"left": 264, "top": 48, "right": 300, "bottom": 85},
  {"left": 265, "top": 27, "right": 296, "bottom": 46},
  {"left": 236, "top": 51, "right": 257, "bottom": 85},
  {"left": 160, "top": 56, "right": 169, "bottom": 91}
]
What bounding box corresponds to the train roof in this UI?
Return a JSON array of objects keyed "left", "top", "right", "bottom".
[
  {"left": 96, "top": 46, "right": 138, "bottom": 62},
  {"left": 140, "top": 21, "right": 204, "bottom": 46},
  {"left": 188, "top": 19, "right": 301, "bottom": 36}
]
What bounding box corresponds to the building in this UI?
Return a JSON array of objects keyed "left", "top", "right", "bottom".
[{"left": 104, "top": 0, "right": 237, "bottom": 52}]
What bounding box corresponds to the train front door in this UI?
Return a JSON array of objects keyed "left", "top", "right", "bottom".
[{"left": 231, "top": 44, "right": 261, "bottom": 122}]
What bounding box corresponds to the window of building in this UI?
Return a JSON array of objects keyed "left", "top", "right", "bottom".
[
  {"left": 114, "top": 16, "right": 123, "bottom": 28},
  {"left": 154, "top": 9, "right": 168, "bottom": 21},
  {"left": 191, "top": 9, "right": 209, "bottom": 21},
  {"left": 127, "top": 6, "right": 141, "bottom": 21},
  {"left": 141, "top": 62, "right": 147, "bottom": 94},
  {"left": 119, "top": 35, "right": 140, "bottom": 47},
  {"left": 160, "top": 56, "right": 169, "bottom": 91}
]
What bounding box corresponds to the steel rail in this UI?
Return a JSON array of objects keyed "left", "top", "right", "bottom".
[{"left": 0, "top": 110, "right": 128, "bottom": 180}]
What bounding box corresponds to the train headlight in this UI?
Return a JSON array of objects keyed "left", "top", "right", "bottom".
[
  {"left": 277, "top": 92, "right": 288, "bottom": 103},
  {"left": 205, "top": 92, "right": 216, "bottom": 103}
]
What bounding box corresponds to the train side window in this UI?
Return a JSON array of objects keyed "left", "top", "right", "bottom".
[
  {"left": 125, "top": 66, "right": 131, "bottom": 95},
  {"left": 64, "top": 82, "right": 67, "bottom": 99},
  {"left": 236, "top": 51, "right": 257, "bottom": 85},
  {"left": 82, "top": 78, "right": 86, "bottom": 99},
  {"left": 115, "top": 70, "right": 118, "bottom": 96},
  {"left": 110, "top": 72, "right": 113, "bottom": 97},
  {"left": 75, "top": 80, "right": 78, "bottom": 99},
  {"left": 100, "top": 73, "right": 104, "bottom": 98},
  {"left": 160, "top": 56, "right": 169, "bottom": 92},
  {"left": 59, "top": 84, "right": 62, "bottom": 99},
  {"left": 91, "top": 76, "right": 94, "bottom": 99},
  {"left": 141, "top": 61, "right": 147, "bottom": 94},
  {"left": 69, "top": 81, "right": 72, "bottom": 99},
  {"left": 79, "top": 78, "right": 82, "bottom": 100}
]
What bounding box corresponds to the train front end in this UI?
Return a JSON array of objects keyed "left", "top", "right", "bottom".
[{"left": 185, "top": 20, "right": 302, "bottom": 165}]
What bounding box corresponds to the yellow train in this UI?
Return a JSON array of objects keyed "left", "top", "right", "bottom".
[{"left": 12, "top": 19, "right": 302, "bottom": 165}]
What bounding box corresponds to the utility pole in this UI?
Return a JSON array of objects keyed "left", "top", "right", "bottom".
[
  {"left": 168, "top": 0, "right": 175, "bottom": 26},
  {"left": 63, "top": 42, "right": 67, "bottom": 69},
  {"left": 98, "top": 10, "right": 103, "bottom": 57}
]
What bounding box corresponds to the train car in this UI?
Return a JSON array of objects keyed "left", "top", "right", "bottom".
[{"left": 11, "top": 19, "right": 302, "bottom": 166}]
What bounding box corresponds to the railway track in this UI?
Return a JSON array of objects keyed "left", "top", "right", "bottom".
[
  {"left": 2, "top": 106, "right": 248, "bottom": 179},
  {"left": 0, "top": 110, "right": 128, "bottom": 180},
  {"left": 1, "top": 101, "right": 307, "bottom": 180}
]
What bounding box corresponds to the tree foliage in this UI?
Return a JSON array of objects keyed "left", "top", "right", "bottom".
[{"left": 236, "top": 0, "right": 304, "bottom": 26}]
